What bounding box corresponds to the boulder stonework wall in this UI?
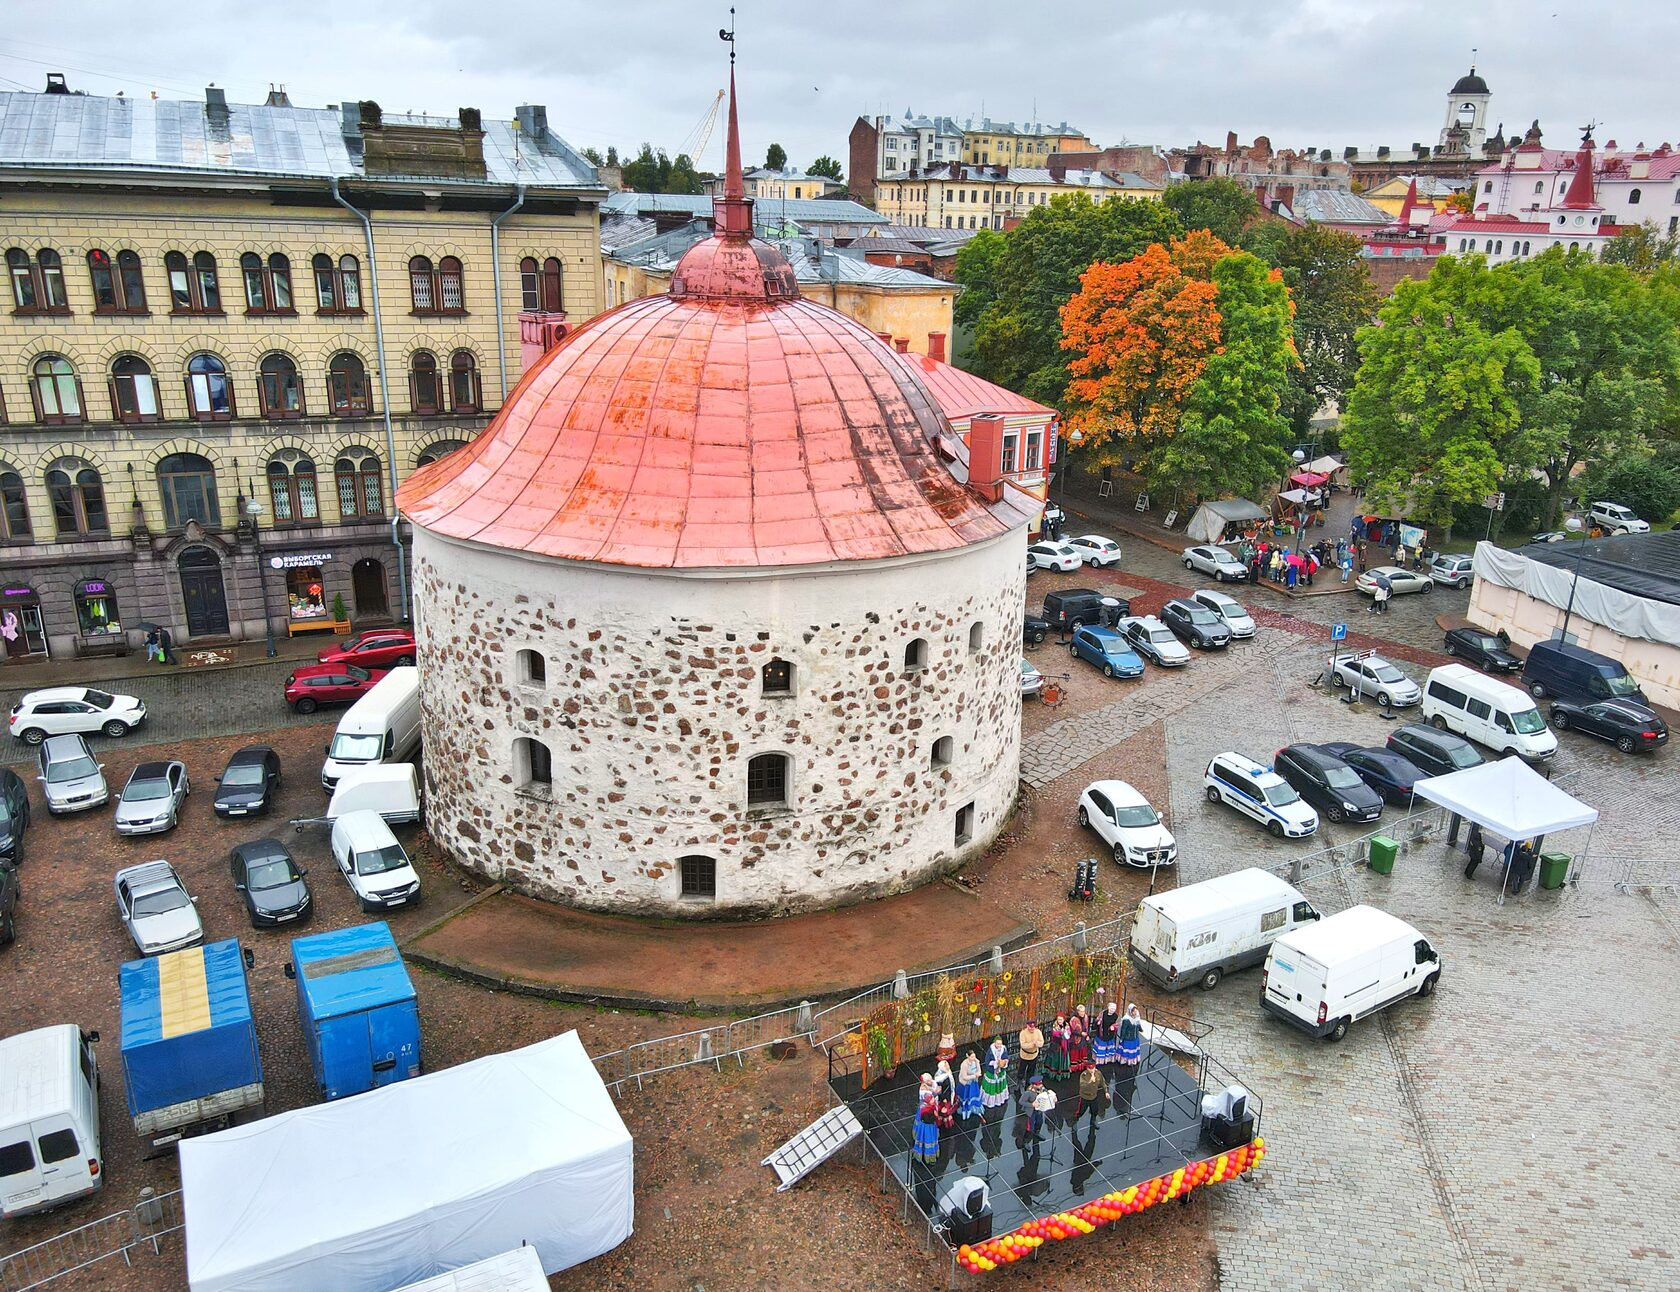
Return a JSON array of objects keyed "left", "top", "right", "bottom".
[{"left": 411, "top": 528, "right": 1026, "bottom": 917}]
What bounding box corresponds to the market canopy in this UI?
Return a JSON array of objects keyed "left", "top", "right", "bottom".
[
  {"left": 1306, "top": 455, "right": 1344, "bottom": 475},
  {"left": 1289, "top": 470, "right": 1330, "bottom": 488},
  {"left": 1185, "top": 498, "right": 1266, "bottom": 543},
  {"left": 1411, "top": 756, "right": 1599, "bottom": 840},
  {"left": 1277, "top": 488, "right": 1317, "bottom": 505}
]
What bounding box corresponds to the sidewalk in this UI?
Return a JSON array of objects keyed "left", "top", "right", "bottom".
[{"left": 1, "top": 631, "right": 327, "bottom": 690}]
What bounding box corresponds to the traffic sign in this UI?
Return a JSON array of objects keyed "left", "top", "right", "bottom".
[
  {"left": 1483, "top": 492, "right": 1506, "bottom": 511},
  {"left": 1330, "top": 623, "right": 1348, "bottom": 641}
]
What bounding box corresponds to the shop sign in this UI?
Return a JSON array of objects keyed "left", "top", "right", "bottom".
[
  {"left": 78, "top": 580, "right": 110, "bottom": 595},
  {"left": 270, "top": 553, "right": 334, "bottom": 570},
  {"left": 2, "top": 585, "right": 35, "bottom": 599}
]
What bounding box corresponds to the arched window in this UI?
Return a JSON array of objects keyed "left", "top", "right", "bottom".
[
  {"left": 0, "top": 469, "right": 32, "bottom": 541},
  {"left": 1534, "top": 180, "right": 1544, "bottom": 194},
  {"left": 241, "top": 253, "right": 266, "bottom": 310},
  {"left": 30, "top": 355, "right": 83, "bottom": 424},
  {"left": 109, "top": 355, "right": 159, "bottom": 423},
  {"left": 258, "top": 352, "right": 304, "bottom": 418},
  {"left": 761, "top": 658, "right": 793, "bottom": 694},
  {"left": 7, "top": 248, "right": 69, "bottom": 312},
  {"left": 514, "top": 736, "right": 553, "bottom": 793},
  {"left": 408, "top": 255, "right": 463, "bottom": 311},
  {"left": 968, "top": 621, "right": 984, "bottom": 652},
  {"left": 540, "top": 257, "right": 563, "bottom": 312},
  {"left": 1523, "top": 241, "right": 1531, "bottom": 256},
  {"left": 409, "top": 350, "right": 442, "bottom": 415},
  {"left": 185, "top": 353, "right": 234, "bottom": 420},
  {"left": 165, "top": 250, "right": 221, "bottom": 313},
  {"left": 931, "top": 736, "right": 954, "bottom": 769},
  {"left": 439, "top": 256, "right": 464, "bottom": 311},
  {"left": 679, "top": 855, "right": 717, "bottom": 900},
  {"left": 335, "top": 449, "right": 383, "bottom": 519},
  {"left": 313, "top": 254, "right": 362, "bottom": 313},
  {"left": 409, "top": 255, "right": 434, "bottom": 311},
  {"left": 88, "top": 249, "right": 146, "bottom": 312},
  {"left": 6, "top": 248, "right": 34, "bottom": 310},
  {"left": 157, "top": 453, "right": 221, "bottom": 529},
  {"left": 327, "top": 353, "right": 370, "bottom": 416},
  {"left": 519, "top": 257, "right": 540, "bottom": 311},
  {"left": 36, "top": 249, "right": 66, "bottom": 310},
  {"left": 1629, "top": 188, "right": 1642, "bottom": 205},
  {"left": 338, "top": 254, "right": 361, "bottom": 310},
  {"left": 267, "top": 451, "right": 319, "bottom": 524},
  {"left": 241, "top": 252, "right": 293, "bottom": 312},
  {"left": 312, "top": 254, "right": 335, "bottom": 310},
  {"left": 517, "top": 648, "right": 546, "bottom": 686},
  {"left": 904, "top": 637, "right": 929, "bottom": 670},
  {"left": 449, "top": 350, "right": 480, "bottom": 412},
  {"left": 416, "top": 439, "right": 466, "bottom": 467},
  {"left": 46, "top": 460, "right": 108, "bottom": 536},
  {"left": 194, "top": 251, "right": 221, "bottom": 310},
  {"left": 747, "top": 752, "right": 790, "bottom": 807}
]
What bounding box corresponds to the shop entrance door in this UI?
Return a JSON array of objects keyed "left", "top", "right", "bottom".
[
  {"left": 178, "top": 548, "right": 230, "bottom": 637},
  {"left": 352, "top": 558, "right": 388, "bottom": 618},
  {"left": 1, "top": 591, "right": 48, "bottom": 661}
]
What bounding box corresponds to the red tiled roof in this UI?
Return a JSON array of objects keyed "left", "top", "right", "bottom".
[
  {"left": 1479, "top": 148, "right": 1680, "bottom": 181},
  {"left": 1436, "top": 213, "right": 1559, "bottom": 233},
  {"left": 896, "top": 352, "right": 1055, "bottom": 421}
]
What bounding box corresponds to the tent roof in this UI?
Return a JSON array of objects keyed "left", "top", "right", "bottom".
[
  {"left": 1194, "top": 498, "right": 1267, "bottom": 522},
  {"left": 1278, "top": 488, "right": 1315, "bottom": 504},
  {"left": 1306, "top": 455, "right": 1344, "bottom": 475},
  {"left": 1411, "top": 756, "right": 1599, "bottom": 838},
  {"left": 1288, "top": 470, "right": 1330, "bottom": 487}
]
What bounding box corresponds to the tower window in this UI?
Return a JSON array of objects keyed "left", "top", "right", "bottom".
[
  {"left": 517, "top": 649, "right": 546, "bottom": 687},
  {"left": 762, "top": 657, "right": 793, "bottom": 694},
  {"left": 967, "top": 621, "right": 984, "bottom": 653},
  {"left": 955, "top": 802, "right": 975, "bottom": 845},
  {"left": 747, "top": 753, "right": 789, "bottom": 808},
  {"left": 679, "top": 854, "right": 717, "bottom": 900},
  {"left": 931, "top": 736, "right": 954, "bottom": 769},
  {"left": 515, "top": 737, "right": 552, "bottom": 794},
  {"left": 904, "top": 637, "right": 929, "bottom": 671}
]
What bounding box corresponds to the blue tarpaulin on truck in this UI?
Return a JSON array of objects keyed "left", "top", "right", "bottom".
[{"left": 120, "top": 939, "right": 261, "bottom": 1117}]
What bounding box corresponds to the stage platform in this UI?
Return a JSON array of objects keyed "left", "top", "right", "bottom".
[{"left": 832, "top": 1040, "right": 1224, "bottom": 1241}]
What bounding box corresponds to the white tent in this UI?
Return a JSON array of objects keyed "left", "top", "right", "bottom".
[
  {"left": 1411, "top": 756, "right": 1599, "bottom": 839},
  {"left": 1306, "top": 455, "right": 1345, "bottom": 477},
  {"left": 1186, "top": 498, "right": 1268, "bottom": 543},
  {"left": 182, "top": 1031, "right": 633, "bottom": 1292}
]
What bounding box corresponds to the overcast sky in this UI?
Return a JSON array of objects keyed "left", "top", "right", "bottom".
[{"left": 7, "top": 1, "right": 1679, "bottom": 173}]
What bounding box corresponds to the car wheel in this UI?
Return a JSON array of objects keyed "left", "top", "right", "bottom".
[
  {"left": 1444, "top": 643, "right": 1457, "bottom": 658},
  {"left": 1069, "top": 644, "right": 1079, "bottom": 657},
  {"left": 1328, "top": 804, "right": 1345, "bottom": 823},
  {"left": 396, "top": 654, "right": 415, "bottom": 666},
  {"left": 1457, "top": 577, "right": 1471, "bottom": 590},
  {"left": 102, "top": 720, "right": 130, "bottom": 738},
  {"left": 1112, "top": 842, "right": 1127, "bottom": 866},
  {"left": 1551, "top": 709, "right": 1568, "bottom": 730},
  {"left": 1199, "top": 967, "right": 1222, "bottom": 991},
  {"left": 1377, "top": 691, "right": 1391, "bottom": 708},
  {"left": 1616, "top": 735, "right": 1637, "bottom": 754},
  {"left": 1103, "top": 664, "right": 1114, "bottom": 677},
  {"left": 1419, "top": 581, "right": 1432, "bottom": 593},
  {"left": 1326, "top": 1016, "right": 1350, "bottom": 1042},
  {"left": 1529, "top": 681, "right": 1546, "bottom": 699},
  {"left": 19, "top": 727, "right": 46, "bottom": 746},
  {"left": 1028, "top": 630, "right": 1045, "bottom": 645},
  {"left": 1267, "top": 820, "right": 1284, "bottom": 839},
  {"left": 1215, "top": 571, "right": 1226, "bottom": 582},
  {"left": 1183, "top": 559, "right": 1193, "bottom": 569},
  {"left": 1205, "top": 786, "right": 1221, "bottom": 804},
  {"left": 1418, "top": 971, "right": 1440, "bottom": 997},
  {"left": 294, "top": 697, "right": 319, "bottom": 715},
  {"left": 0, "top": 913, "right": 12, "bottom": 944},
  {"left": 1077, "top": 806, "right": 1090, "bottom": 827},
  {"left": 1429, "top": 715, "right": 1449, "bottom": 731}
]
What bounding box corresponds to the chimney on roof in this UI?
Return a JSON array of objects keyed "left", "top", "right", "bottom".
[
  {"left": 265, "top": 85, "right": 291, "bottom": 107},
  {"left": 875, "top": 331, "right": 893, "bottom": 346},
  {"left": 516, "top": 104, "right": 548, "bottom": 138},
  {"left": 205, "top": 85, "right": 229, "bottom": 126},
  {"left": 893, "top": 337, "right": 909, "bottom": 353},
  {"left": 928, "top": 331, "right": 947, "bottom": 362},
  {"left": 968, "top": 414, "right": 1006, "bottom": 502},
  {"left": 44, "top": 73, "right": 71, "bottom": 95}
]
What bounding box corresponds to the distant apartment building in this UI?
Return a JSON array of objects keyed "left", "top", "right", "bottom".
[
  {"left": 958, "top": 118, "right": 1093, "bottom": 166},
  {"left": 874, "top": 162, "right": 1161, "bottom": 230},
  {"left": 847, "top": 110, "right": 1092, "bottom": 205},
  {"left": 703, "top": 167, "right": 846, "bottom": 201}
]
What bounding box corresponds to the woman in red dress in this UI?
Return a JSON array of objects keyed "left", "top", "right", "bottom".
[{"left": 1067, "top": 1004, "right": 1092, "bottom": 1072}]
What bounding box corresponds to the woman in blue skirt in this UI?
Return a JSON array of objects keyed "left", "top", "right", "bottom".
[
  {"left": 1118, "top": 1003, "right": 1145, "bottom": 1069},
  {"left": 913, "top": 1074, "right": 941, "bottom": 1161},
  {"left": 956, "top": 1050, "right": 984, "bottom": 1119},
  {"left": 1092, "top": 1000, "right": 1121, "bottom": 1065}
]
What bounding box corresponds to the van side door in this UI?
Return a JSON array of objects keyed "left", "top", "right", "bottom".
[{"left": 30, "top": 1116, "right": 89, "bottom": 1206}]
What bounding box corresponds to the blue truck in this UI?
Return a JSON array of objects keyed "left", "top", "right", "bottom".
[
  {"left": 288, "top": 922, "right": 421, "bottom": 1100},
  {"left": 119, "top": 939, "right": 263, "bottom": 1154}
]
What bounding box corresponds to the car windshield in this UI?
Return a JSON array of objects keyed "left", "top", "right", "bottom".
[
  {"left": 1510, "top": 707, "right": 1548, "bottom": 734},
  {"left": 125, "top": 778, "right": 171, "bottom": 801},
  {"left": 222, "top": 763, "right": 267, "bottom": 787},
  {"left": 132, "top": 887, "right": 188, "bottom": 916},
  {"left": 1324, "top": 766, "right": 1363, "bottom": 789},
  {"left": 1470, "top": 634, "right": 1502, "bottom": 651},
  {"left": 1603, "top": 674, "right": 1641, "bottom": 698},
  {"left": 1371, "top": 664, "right": 1406, "bottom": 684},
  {"left": 1113, "top": 804, "right": 1159, "bottom": 828},
  {"left": 1104, "top": 643, "right": 1135, "bottom": 659},
  {"left": 1448, "top": 744, "right": 1481, "bottom": 769},
  {"left": 1148, "top": 629, "right": 1175, "bottom": 644},
  {"left": 355, "top": 845, "right": 410, "bottom": 876},
  {"left": 47, "top": 756, "right": 99, "bottom": 783},
  {"left": 1218, "top": 606, "right": 1250, "bottom": 622},
  {"left": 83, "top": 689, "right": 117, "bottom": 710},
  {"left": 330, "top": 733, "right": 385, "bottom": 761},
  {"left": 1263, "top": 782, "right": 1301, "bottom": 807},
  {"left": 247, "top": 859, "right": 298, "bottom": 889},
  {"left": 1183, "top": 607, "right": 1219, "bottom": 624}
]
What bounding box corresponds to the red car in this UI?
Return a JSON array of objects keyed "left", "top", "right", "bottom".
[
  {"left": 315, "top": 629, "right": 415, "bottom": 670},
  {"left": 285, "top": 662, "right": 387, "bottom": 714}
]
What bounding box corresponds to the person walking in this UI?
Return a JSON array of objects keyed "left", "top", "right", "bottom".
[
  {"left": 1340, "top": 551, "right": 1353, "bottom": 583},
  {"left": 1015, "top": 1020, "right": 1043, "bottom": 1086},
  {"left": 1463, "top": 822, "right": 1485, "bottom": 879},
  {"left": 1357, "top": 540, "right": 1368, "bottom": 573},
  {"left": 1285, "top": 559, "right": 1299, "bottom": 591},
  {"left": 1375, "top": 581, "right": 1392, "bottom": 616}
]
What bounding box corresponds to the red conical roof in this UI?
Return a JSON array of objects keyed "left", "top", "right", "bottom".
[{"left": 1561, "top": 129, "right": 1600, "bottom": 210}]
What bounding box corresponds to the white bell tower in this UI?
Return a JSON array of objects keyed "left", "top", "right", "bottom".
[{"left": 1440, "top": 61, "right": 1491, "bottom": 155}]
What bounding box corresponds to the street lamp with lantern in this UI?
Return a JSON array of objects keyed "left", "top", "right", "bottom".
[
  {"left": 1557, "top": 516, "right": 1589, "bottom": 643},
  {"left": 1058, "top": 427, "right": 1085, "bottom": 507},
  {"left": 245, "top": 498, "right": 277, "bottom": 658}
]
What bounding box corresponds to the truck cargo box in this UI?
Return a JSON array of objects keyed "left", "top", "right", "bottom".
[{"left": 290, "top": 922, "right": 420, "bottom": 1101}]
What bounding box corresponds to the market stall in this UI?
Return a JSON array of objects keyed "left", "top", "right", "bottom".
[{"left": 1185, "top": 498, "right": 1268, "bottom": 545}]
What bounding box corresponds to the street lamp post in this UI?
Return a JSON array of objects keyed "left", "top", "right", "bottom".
[
  {"left": 1058, "top": 428, "right": 1085, "bottom": 508},
  {"left": 246, "top": 499, "right": 277, "bottom": 658},
  {"left": 1557, "top": 516, "right": 1588, "bottom": 643}
]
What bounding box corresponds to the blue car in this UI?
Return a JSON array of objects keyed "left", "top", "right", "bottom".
[
  {"left": 1069, "top": 625, "right": 1145, "bottom": 678},
  {"left": 1320, "top": 741, "right": 1424, "bottom": 806}
]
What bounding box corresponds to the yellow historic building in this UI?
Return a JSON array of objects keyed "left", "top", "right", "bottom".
[
  {"left": 959, "top": 118, "right": 1094, "bottom": 166},
  {"left": 0, "top": 84, "right": 604, "bottom": 661},
  {"left": 1362, "top": 174, "right": 1464, "bottom": 216},
  {"left": 874, "top": 162, "right": 1163, "bottom": 230}
]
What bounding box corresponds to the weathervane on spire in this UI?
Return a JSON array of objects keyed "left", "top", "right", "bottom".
[
  {"left": 720, "top": 8, "right": 736, "bottom": 65},
  {"left": 1579, "top": 120, "right": 1597, "bottom": 145}
]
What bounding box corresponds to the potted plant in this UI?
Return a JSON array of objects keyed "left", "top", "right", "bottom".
[{"left": 331, "top": 592, "right": 351, "bottom": 634}]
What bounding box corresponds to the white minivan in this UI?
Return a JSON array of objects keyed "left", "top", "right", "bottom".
[
  {"left": 331, "top": 809, "right": 422, "bottom": 912},
  {"left": 1132, "top": 868, "right": 1321, "bottom": 992},
  {"left": 1261, "top": 905, "right": 1441, "bottom": 1041},
  {"left": 1421, "top": 663, "right": 1558, "bottom": 763},
  {"left": 321, "top": 667, "right": 422, "bottom": 792},
  {"left": 0, "top": 1025, "right": 103, "bottom": 1217}
]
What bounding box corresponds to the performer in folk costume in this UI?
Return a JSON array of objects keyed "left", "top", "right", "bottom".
[
  {"left": 913, "top": 1074, "right": 941, "bottom": 1162},
  {"left": 1027, "top": 1077, "right": 1058, "bottom": 1138},
  {"left": 1042, "top": 1013, "right": 1071, "bottom": 1080},
  {"left": 934, "top": 1060, "right": 957, "bottom": 1131},
  {"left": 957, "top": 1050, "right": 984, "bottom": 1119},
  {"left": 1118, "top": 1003, "right": 1145, "bottom": 1069},
  {"left": 935, "top": 1031, "right": 957, "bottom": 1065},
  {"left": 1092, "top": 1000, "right": 1121, "bottom": 1065},
  {"left": 1068, "top": 1005, "right": 1092, "bottom": 1072},
  {"left": 980, "top": 1037, "right": 1011, "bottom": 1110}
]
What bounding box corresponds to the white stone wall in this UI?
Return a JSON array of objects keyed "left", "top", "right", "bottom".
[{"left": 412, "top": 527, "right": 1026, "bottom": 916}]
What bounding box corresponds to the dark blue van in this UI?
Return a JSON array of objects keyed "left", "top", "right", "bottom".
[{"left": 1522, "top": 639, "right": 1645, "bottom": 705}]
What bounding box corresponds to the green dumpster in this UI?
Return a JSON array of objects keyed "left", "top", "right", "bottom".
[
  {"left": 1539, "top": 851, "right": 1571, "bottom": 890},
  {"left": 1368, "top": 835, "right": 1399, "bottom": 875}
]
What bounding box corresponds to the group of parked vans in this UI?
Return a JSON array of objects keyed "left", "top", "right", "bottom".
[{"left": 1132, "top": 868, "right": 1440, "bottom": 1042}]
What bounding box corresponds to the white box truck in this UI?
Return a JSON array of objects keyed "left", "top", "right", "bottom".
[
  {"left": 0, "top": 1025, "right": 103, "bottom": 1217},
  {"left": 321, "top": 667, "right": 422, "bottom": 792},
  {"left": 1261, "top": 905, "right": 1441, "bottom": 1041},
  {"left": 1131, "top": 868, "right": 1321, "bottom": 992}
]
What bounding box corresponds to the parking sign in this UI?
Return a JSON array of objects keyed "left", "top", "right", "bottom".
[{"left": 1330, "top": 623, "right": 1347, "bottom": 641}]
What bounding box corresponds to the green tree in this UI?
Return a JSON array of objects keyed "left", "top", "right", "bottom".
[
  {"left": 1601, "top": 222, "right": 1680, "bottom": 272},
  {"left": 605, "top": 145, "right": 619, "bottom": 168},
  {"left": 1162, "top": 178, "right": 1261, "bottom": 245},
  {"left": 580, "top": 146, "right": 604, "bottom": 166},
  {"left": 667, "top": 153, "right": 702, "bottom": 195},
  {"left": 808, "top": 155, "right": 843, "bottom": 180},
  {"left": 765, "top": 142, "right": 787, "bottom": 170},
  {"left": 1582, "top": 454, "right": 1680, "bottom": 524},
  {"left": 1341, "top": 270, "right": 1541, "bottom": 531},
  {"left": 620, "top": 143, "right": 661, "bottom": 192},
  {"left": 951, "top": 229, "right": 1005, "bottom": 328}
]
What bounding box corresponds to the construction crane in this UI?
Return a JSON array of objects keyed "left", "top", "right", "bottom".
[{"left": 678, "top": 89, "right": 726, "bottom": 168}]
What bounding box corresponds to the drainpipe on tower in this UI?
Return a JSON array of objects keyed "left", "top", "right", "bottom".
[{"left": 491, "top": 182, "right": 527, "bottom": 404}]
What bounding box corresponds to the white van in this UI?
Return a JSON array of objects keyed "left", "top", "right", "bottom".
[
  {"left": 1421, "top": 663, "right": 1558, "bottom": 763},
  {"left": 1132, "top": 868, "right": 1321, "bottom": 992},
  {"left": 321, "top": 667, "right": 422, "bottom": 792},
  {"left": 331, "top": 809, "right": 422, "bottom": 912},
  {"left": 1261, "top": 905, "right": 1440, "bottom": 1041},
  {"left": 0, "top": 1025, "right": 103, "bottom": 1217}
]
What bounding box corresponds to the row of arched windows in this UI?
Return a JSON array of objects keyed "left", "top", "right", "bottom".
[{"left": 12, "top": 350, "right": 479, "bottom": 426}]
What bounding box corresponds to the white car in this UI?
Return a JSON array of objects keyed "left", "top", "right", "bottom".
[
  {"left": 1589, "top": 501, "right": 1649, "bottom": 534},
  {"left": 114, "top": 859, "right": 203, "bottom": 955},
  {"left": 1182, "top": 545, "right": 1249, "bottom": 582},
  {"left": 9, "top": 687, "right": 147, "bottom": 745},
  {"left": 1026, "top": 540, "right": 1084, "bottom": 573},
  {"left": 1191, "top": 589, "right": 1255, "bottom": 639},
  {"left": 1204, "top": 752, "right": 1319, "bottom": 839},
  {"left": 1020, "top": 659, "right": 1044, "bottom": 696},
  {"left": 1077, "top": 780, "right": 1177, "bottom": 868},
  {"left": 1118, "top": 615, "right": 1191, "bottom": 667},
  {"left": 1068, "top": 534, "right": 1123, "bottom": 568},
  {"left": 330, "top": 809, "right": 422, "bottom": 912},
  {"left": 1332, "top": 654, "right": 1422, "bottom": 707}
]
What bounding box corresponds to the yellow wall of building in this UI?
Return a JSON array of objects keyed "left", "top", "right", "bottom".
[
  {"left": 875, "top": 176, "right": 1160, "bottom": 229},
  {"left": 1363, "top": 177, "right": 1451, "bottom": 216}
]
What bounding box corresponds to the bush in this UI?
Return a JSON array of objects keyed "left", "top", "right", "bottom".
[{"left": 1583, "top": 456, "right": 1680, "bottom": 525}]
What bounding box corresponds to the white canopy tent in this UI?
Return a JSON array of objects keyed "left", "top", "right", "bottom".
[
  {"left": 1186, "top": 498, "right": 1268, "bottom": 544},
  {"left": 1306, "top": 455, "right": 1345, "bottom": 477},
  {"left": 181, "top": 1031, "right": 633, "bottom": 1292}
]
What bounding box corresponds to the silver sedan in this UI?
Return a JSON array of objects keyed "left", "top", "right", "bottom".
[
  {"left": 114, "top": 760, "right": 189, "bottom": 835},
  {"left": 1181, "top": 545, "right": 1249, "bottom": 582}
]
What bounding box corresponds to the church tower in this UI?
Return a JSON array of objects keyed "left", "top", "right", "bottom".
[{"left": 1439, "top": 64, "right": 1491, "bottom": 155}]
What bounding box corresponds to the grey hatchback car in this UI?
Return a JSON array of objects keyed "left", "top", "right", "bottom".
[{"left": 37, "top": 735, "right": 109, "bottom": 815}]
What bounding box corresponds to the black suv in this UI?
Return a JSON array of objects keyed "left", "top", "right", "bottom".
[
  {"left": 1273, "top": 743, "right": 1384, "bottom": 824},
  {"left": 1042, "top": 589, "right": 1129, "bottom": 631},
  {"left": 1386, "top": 723, "right": 1485, "bottom": 778},
  {"left": 1024, "top": 613, "right": 1051, "bottom": 645},
  {"left": 1161, "top": 598, "right": 1232, "bottom": 649},
  {"left": 0, "top": 767, "right": 29, "bottom": 866}
]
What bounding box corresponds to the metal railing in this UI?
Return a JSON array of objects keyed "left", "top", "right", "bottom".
[
  {"left": 0, "top": 1188, "right": 182, "bottom": 1292},
  {"left": 588, "top": 1000, "right": 816, "bottom": 1094}
]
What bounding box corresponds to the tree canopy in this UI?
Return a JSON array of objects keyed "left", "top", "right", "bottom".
[
  {"left": 1161, "top": 178, "right": 1262, "bottom": 245},
  {"left": 620, "top": 145, "right": 703, "bottom": 194},
  {"left": 808, "top": 155, "right": 843, "bottom": 180},
  {"left": 765, "top": 142, "right": 788, "bottom": 170}
]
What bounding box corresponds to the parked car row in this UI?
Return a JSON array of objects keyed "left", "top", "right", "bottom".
[{"left": 1027, "top": 535, "right": 1123, "bottom": 572}]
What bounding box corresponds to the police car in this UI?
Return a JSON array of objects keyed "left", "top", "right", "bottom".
[{"left": 1203, "top": 751, "right": 1319, "bottom": 839}]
